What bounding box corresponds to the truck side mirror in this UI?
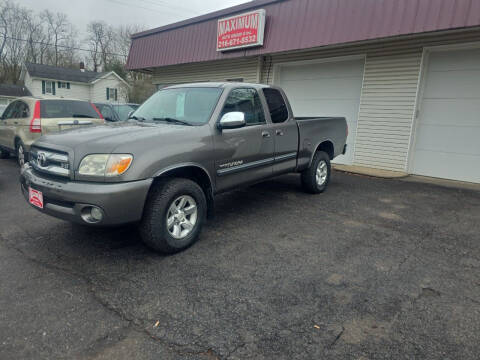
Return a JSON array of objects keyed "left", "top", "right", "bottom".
[{"left": 218, "top": 112, "right": 246, "bottom": 130}]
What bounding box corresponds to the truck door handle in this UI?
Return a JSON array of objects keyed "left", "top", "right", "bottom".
[
  {"left": 262, "top": 131, "right": 271, "bottom": 138},
  {"left": 276, "top": 130, "right": 284, "bottom": 136}
]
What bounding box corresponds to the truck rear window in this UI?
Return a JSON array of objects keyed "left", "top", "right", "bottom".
[
  {"left": 262, "top": 88, "right": 289, "bottom": 123},
  {"left": 40, "top": 100, "right": 99, "bottom": 119}
]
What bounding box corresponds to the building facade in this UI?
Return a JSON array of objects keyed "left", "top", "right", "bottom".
[
  {"left": 127, "top": 0, "right": 480, "bottom": 183},
  {"left": 20, "top": 63, "right": 129, "bottom": 103}
]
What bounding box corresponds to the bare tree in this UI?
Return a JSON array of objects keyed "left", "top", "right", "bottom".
[
  {"left": 86, "top": 21, "right": 103, "bottom": 72},
  {"left": 0, "top": 1, "right": 30, "bottom": 83},
  {"left": 41, "top": 10, "right": 71, "bottom": 66},
  {"left": 0, "top": 1, "right": 10, "bottom": 64},
  {"left": 23, "top": 10, "right": 51, "bottom": 64}
]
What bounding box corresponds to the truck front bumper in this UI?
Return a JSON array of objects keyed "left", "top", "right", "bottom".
[{"left": 20, "top": 165, "right": 153, "bottom": 226}]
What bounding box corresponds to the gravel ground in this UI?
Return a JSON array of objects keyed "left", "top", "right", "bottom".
[{"left": 1, "top": 157, "right": 479, "bottom": 359}]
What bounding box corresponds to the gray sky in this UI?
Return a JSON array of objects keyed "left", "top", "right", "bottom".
[{"left": 15, "top": 0, "right": 249, "bottom": 36}]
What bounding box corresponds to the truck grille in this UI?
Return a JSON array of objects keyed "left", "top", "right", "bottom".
[{"left": 29, "top": 147, "right": 70, "bottom": 178}]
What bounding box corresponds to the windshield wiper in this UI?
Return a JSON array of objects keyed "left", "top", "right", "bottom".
[
  {"left": 73, "top": 114, "right": 94, "bottom": 118},
  {"left": 128, "top": 115, "right": 146, "bottom": 121},
  {"left": 152, "top": 117, "right": 192, "bottom": 126}
]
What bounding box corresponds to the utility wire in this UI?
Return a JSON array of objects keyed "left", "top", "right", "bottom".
[
  {"left": 139, "top": 0, "right": 201, "bottom": 15},
  {"left": 4, "top": 35, "right": 127, "bottom": 58},
  {"left": 106, "top": 0, "right": 195, "bottom": 17}
]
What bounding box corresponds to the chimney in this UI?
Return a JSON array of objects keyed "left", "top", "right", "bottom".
[{"left": 79, "top": 62, "right": 85, "bottom": 72}]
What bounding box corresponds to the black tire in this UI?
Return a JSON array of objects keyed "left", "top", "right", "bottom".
[
  {"left": 139, "top": 178, "right": 207, "bottom": 254},
  {"left": 0, "top": 148, "right": 9, "bottom": 159},
  {"left": 301, "top": 151, "right": 331, "bottom": 194},
  {"left": 16, "top": 140, "right": 28, "bottom": 167}
]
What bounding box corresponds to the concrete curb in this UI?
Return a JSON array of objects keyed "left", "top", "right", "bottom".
[{"left": 332, "top": 164, "right": 408, "bottom": 179}]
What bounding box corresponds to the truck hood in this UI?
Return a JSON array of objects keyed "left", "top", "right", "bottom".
[{"left": 36, "top": 121, "right": 193, "bottom": 154}]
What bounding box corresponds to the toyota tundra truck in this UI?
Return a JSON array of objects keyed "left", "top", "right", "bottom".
[{"left": 20, "top": 82, "right": 348, "bottom": 254}]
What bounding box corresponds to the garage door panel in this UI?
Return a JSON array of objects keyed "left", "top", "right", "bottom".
[
  {"left": 280, "top": 60, "right": 364, "bottom": 81},
  {"left": 280, "top": 77, "right": 363, "bottom": 99},
  {"left": 423, "top": 70, "right": 480, "bottom": 98},
  {"left": 413, "top": 150, "right": 480, "bottom": 183},
  {"left": 277, "top": 59, "right": 364, "bottom": 165},
  {"left": 420, "top": 99, "right": 480, "bottom": 127},
  {"left": 415, "top": 124, "right": 480, "bottom": 155},
  {"left": 288, "top": 99, "right": 360, "bottom": 118},
  {"left": 427, "top": 48, "right": 480, "bottom": 71},
  {"left": 412, "top": 48, "right": 480, "bottom": 183}
]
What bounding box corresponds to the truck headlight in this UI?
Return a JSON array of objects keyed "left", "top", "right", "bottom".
[{"left": 78, "top": 154, "right": 133, "bottom": 176}]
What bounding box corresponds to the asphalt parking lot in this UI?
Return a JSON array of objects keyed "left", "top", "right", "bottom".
[{"left": 1, "top": 157, "right": 479, "bottom": 360}]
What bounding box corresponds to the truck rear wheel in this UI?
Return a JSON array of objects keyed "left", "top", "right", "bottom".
[
  {"left": 301, "top": 151, "right": 331, "bottom": 194},
  {"left": 139, "top": 178, "right": 207, "bottom": 254}
]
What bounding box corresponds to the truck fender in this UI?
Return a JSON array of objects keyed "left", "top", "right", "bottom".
[
  {"left": 152, "top": 163, "right": 215, "bottom": 219},
  {"left": 308, "top": 139, "right": 335, "bottom": 168}
]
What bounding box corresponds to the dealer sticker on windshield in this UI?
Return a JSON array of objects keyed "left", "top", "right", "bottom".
[{"left": 29, "top": 187, "right": 44, "bottom": 209}]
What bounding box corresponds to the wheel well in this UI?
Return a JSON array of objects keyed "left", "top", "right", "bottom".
[
  {"left": 316, "top": 141, "right": 334, "bottom": 160},
  {"left": 152, "top": 166, "right": 215, "bottom": 218}
]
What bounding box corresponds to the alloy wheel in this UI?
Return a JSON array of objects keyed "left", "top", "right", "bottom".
[{"left": 166, "top": 195, "right": 198, "bottom": 240}]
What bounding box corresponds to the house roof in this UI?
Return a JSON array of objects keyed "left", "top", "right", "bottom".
[
  {"left": 126, "top": 0, "right": 480, "bottom": 70},
  {"left": 24, "top": 63, "right": 107, "bottom": 83},
  {"left": 0, "top": 84, "right": 32, "bottom": 97}
]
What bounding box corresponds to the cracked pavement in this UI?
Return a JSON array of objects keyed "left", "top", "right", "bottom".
[{"left": 1, "top": 157, "right": 480, "bottom": 359}]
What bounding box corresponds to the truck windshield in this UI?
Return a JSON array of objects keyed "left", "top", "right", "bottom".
[{"left": 131, "top": 87, "right": 223, "bottom": 125}]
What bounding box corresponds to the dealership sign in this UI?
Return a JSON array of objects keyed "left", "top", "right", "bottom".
[{"left": 217, "top": 9, "right": 266, "bottom": 51}]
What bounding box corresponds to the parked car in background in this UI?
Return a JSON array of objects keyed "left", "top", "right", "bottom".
[
  {"left": 20, "top": 82, "right": 347, "bottom": 254},
  {"left": 0, "top": 104, "right": 7, "bottom": 117},
  {"left": 94, "top": 103, "right": 139, "bottom": 122},
  {"left": 0, "top": 98, "right": 104, "bottom": 166}
]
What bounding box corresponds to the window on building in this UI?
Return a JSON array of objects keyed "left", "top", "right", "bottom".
[
  {"left": 221, "top": 88, "right": 265, "bottom": 126},
  {"left": 262, "top": 88, "right": 289, "bottom": 123},
  {"left": 45, "top": 81, "right": 53, "bottom": 94},
  {"left": 42, "top": 80, "right": 56, "bottom": 95},
  {"left": 57, "top": 81, "right": 70, "bottom": 89},
  {"left": 106, "top": 88, "right": 118, "bottom": 101}
]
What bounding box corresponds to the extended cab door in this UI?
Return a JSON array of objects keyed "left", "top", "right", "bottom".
[
  {"left": 214, "top": 87, "right": 274, "bottom": 192},
  {"left": 262, "top": 88, "right": 298, "bottom": 175}
]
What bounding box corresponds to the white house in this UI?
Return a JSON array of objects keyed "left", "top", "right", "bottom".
[{"left": 20, "top": 62, "right": 130, "bottom": 103}]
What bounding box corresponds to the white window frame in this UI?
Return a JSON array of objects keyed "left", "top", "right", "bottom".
[{"left": 45, "top": 81, "right": 53, "bottom": 94}]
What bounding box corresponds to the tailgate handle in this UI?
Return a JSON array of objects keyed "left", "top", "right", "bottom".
[
  {"left": 276, "top": 130, "right": 284, "bottom": 136},
  {"left": 262, "top": 131, "right": 271, "bottom": 138}
]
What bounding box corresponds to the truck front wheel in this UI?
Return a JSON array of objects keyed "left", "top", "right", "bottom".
[
  {"left": 139, "top": 178, "right": 207, "bottom": 254},
  {"left": 301, "top": 151, "right": 331, "bottom": 194}
]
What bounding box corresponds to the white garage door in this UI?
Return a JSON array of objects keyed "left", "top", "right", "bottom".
[
  {"left": 275, "top": 58, "right": 365, "bottom": 164},
  {"left": 412, "top": 48, "right": 480, "bottom": 183}
]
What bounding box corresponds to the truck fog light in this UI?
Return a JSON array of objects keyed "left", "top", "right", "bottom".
[
  {"left": 90, "top": 207, "right": 103, "bottom": 221},
  {"left": 81, "top": 206, "right": 104, "bottom": 223}
]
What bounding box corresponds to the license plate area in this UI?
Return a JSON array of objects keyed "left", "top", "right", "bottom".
[{"left": 29, "top": 187, "right": 44, "bottom": 209}]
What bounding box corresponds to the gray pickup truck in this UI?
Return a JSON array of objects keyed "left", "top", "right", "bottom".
[{"left": 20, "top": 82, "right": 347, "bottom": 253}]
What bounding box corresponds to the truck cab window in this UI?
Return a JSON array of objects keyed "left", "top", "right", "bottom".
[
  {"left": 221, "top": 88, "right": 265, "bottom": 125},
  {"left": 263, "top": 88, "right": 289, "bottom": 123}
]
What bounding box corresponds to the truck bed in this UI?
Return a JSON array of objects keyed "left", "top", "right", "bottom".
[{"left": 294, "top": 116, "right": 348, "bottom": 171}]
